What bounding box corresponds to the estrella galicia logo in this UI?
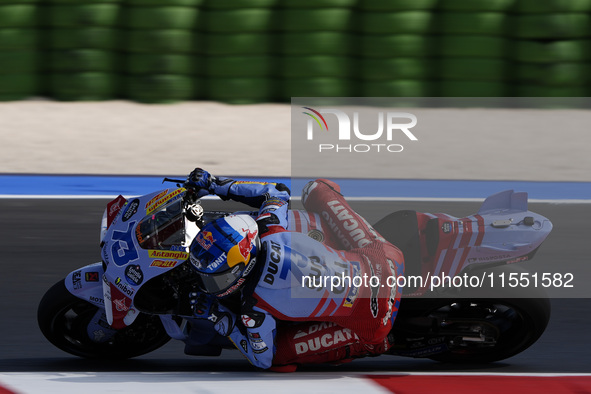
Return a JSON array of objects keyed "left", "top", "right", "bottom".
[
  {"left": 122, "top": 199, "right": 140, "bottom": 222},
  {"left": 302, "top": 106, "right": 418, "bottom": 153},
  {"left": 125, "top": 264, "right": 144, "bottom": 286}
]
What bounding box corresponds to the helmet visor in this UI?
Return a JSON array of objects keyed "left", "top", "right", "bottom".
[{"left": 196, "top": 264, "right": 245, "bottom": 295}]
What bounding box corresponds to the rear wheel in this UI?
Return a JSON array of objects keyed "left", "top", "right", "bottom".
[
  {"left": 38, "top": 279, "right": 171, "bottom": 359},
  {"left": 393, "top": 266, "right": 551, "bottom": 363}
]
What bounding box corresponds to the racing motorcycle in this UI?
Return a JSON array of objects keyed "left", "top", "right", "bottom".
[{"left": 38, "top": 180, "right": 553, "bottom": 364}]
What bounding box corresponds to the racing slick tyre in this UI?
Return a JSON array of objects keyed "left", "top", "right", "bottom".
[
  {"left": 395, "top": 265, "right": 551, "bottom": 364},
  {"left": 38, "top": 279, "right": 171, "bottom": 359}
]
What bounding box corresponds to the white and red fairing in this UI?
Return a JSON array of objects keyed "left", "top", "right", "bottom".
[{"left": 98, "top": 189, "right": 197, "bottom": 329}]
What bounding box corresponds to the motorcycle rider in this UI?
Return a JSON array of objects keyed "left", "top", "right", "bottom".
[{"left": 185, "top": 168, "right": 404, "bottom": 371}]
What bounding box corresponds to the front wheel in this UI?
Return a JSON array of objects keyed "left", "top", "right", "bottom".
[{"left": 38, "top": 279, "right": 171, "bottom": 359}]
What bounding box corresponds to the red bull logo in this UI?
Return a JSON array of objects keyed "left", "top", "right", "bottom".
[
  {"left": 227, "top": 228, "right": 257, "bottom": 268},
  {"left": 238, "top": 229, "right": 257, "bottom": 260},
  {"left": 196, "top": 231, "right": 216, "bottom": 250}
]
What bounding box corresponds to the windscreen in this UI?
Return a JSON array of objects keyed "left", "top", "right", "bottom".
[{"left": 135, "top": 198, "right": 184, "bottom": 249}]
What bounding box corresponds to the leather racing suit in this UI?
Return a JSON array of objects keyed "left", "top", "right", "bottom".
[{"left": 205, "top": 177, "right": 404, "bottom": 370}]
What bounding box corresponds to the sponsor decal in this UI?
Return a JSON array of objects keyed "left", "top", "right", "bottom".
[
  {"left": 115, "top": 277, "right": 134, "bottom": 296},
  {"left": 293, "top": 321, "right": 337, "bottom": 339},
  {"left": 208, "top": 252, "right": 227, "bottom": 271},
  {"left": 442, "top": 222, "right": 452, "bottom": 234},
  {"left": 148, "top": 250, "right": 189, "bottom": 259},
  {"left": 125, "top": 264, "right": 144, "bottom": 286},
  {"left": 216, "top": 278, "right": 245, "bottom": 298},
  {"left": 240, "top": 339, "right": 248, "bottom": 353},
  {"left": 146, "top": 188, "right": 184, "bottom": 214},
  {"left": 263, "top": 241, "right": 281, "bottom": 285},
  {"left": 122, "top": 199, "right": 140, "bottom": 222},
  {"left": 101, "top": 244, "right": 110, "bottom": 265},
  {"left": 85, "top": 272, "right": 100, "bottom": 282},
  {"left": 323, "top": 200, "right": 372, "bottom": 249},
  {"left": 113, "top": 297, "right": 129, "bottom": 312},
  {"left": 106, "top": 195, "right": 127, "bottom": 228},
  {"left": 89, "top": 295, "right": 104, "bottom": 304},
  {"left": 343, "top": 261, "right": 361, "bottom": 308},
  {"left": 261, "top": 198, "right": 286, "bottom": 212},
  {"left": 248, "top": 332, "right": 268, "bottom": 354},
  {"left": 190, "top": 254, "right": 203, "bottom": 269},
  {"left": 307, "top": 228, "right": 325, "bottom": 242},
  {"left": 145, "top": 189, "right": 168, "bottom": 209},
  {"left": 468, "top": 254, "right": 511, "bottom": 263},
  {"left": 295, "top": 327, "right": 359, "bottom": 355},
  {"left": 72, "top": 270, "right": 82, "bottom": 290},
  {"left": 150, "top": 259, "right": 179, "bottom": 268},
  {"left": 382, "top": 259, "right": 398, "bottom": 326},
  {"left": 242, "top": 315, "right": 256, "bottom": 328},
  {"left": 196, "top": 231, "right": 216, "bottom": 251},
  {"left": 239, "top": 229, "right": 257, "bottom": 260},
  {"left": 366, "top": 256, "right": 379, "bottom": 318},
  {"left": 506, "top": 256, "right": 529, "bottom": 264}
]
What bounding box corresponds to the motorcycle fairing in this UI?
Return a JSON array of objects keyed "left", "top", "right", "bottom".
[
  {"left": 420, "top": 190, "right": 552, "bottom": 280},
  {"left": 100, "top": 188, "right": 194, "bottom": 329},
  {"left": 64, "top": 262, "right": 105, "bottom": 308}
]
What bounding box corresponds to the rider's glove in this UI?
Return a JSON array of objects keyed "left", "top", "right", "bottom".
[
  {"left": 189, "top": 291, "right": 236, "bottom": 337},
  {"left": 185, "top": 168, "right": 216, "bottom": 198}
]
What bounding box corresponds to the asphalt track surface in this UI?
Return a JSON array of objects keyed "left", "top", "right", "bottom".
[{"left": 1, "top": 198, "right": 590, "bottom": 374}]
